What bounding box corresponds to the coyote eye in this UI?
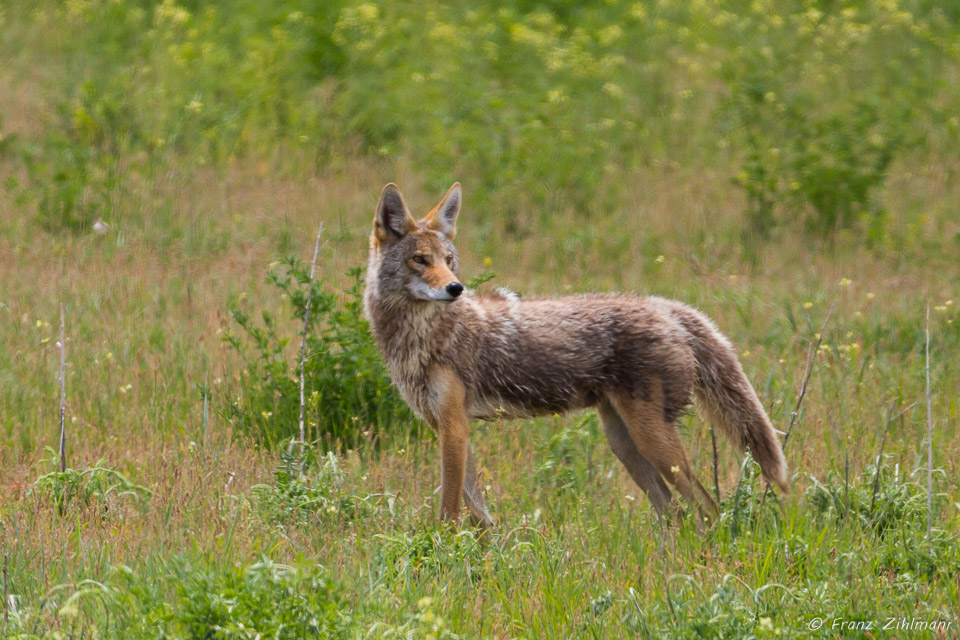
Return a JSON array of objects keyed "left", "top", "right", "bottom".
[
  {"left": 412, "top": 255, "right": 427, "bottom": 265},
  {"left": 445, "top": 254, "right": 453, "bottom": 266}
]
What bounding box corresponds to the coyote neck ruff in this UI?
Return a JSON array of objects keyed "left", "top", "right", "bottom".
[{"left": 364, "top": 182, "right": 788, "bottom": 525}]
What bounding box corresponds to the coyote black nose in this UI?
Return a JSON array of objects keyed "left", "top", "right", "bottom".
[{"left": 446, "top": 282, "right": 464, "bottom": 298}]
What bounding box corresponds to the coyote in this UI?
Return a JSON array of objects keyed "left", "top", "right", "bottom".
[{"left": 364, "top": 182, "right": 788, "bottom": 527}]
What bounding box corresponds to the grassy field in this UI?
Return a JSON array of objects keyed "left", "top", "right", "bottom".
[{"left": 1, "top": 0, "right": 959, "bottom": 637}]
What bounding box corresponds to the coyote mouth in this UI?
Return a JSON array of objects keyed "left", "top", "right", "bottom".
[{"left": 410, "top": 281, "right": 459, "bottom": 303}]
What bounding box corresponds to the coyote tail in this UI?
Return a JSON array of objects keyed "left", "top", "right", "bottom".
[{"left": 675, "top": 307, "right": 789, "bottom": 491}]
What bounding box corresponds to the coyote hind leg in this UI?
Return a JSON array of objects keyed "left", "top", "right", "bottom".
[
  {"left": 597, "top": 399, "right": 673, "bottom": 517},
  {"left": 607, "top": 390, "right": 718, "bottom": 519}
]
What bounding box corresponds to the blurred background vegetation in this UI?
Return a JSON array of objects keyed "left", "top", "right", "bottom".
[{"left": 2, "top": 0, "right": 959, "bottom": 240}]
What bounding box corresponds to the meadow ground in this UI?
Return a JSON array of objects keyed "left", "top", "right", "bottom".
[{"left": 1, "top": 1, "right": 960, "bottom": 638}]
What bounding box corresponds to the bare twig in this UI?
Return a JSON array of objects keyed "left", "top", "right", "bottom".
[
  {"left": 758, "top": 300, "right": 835, "bottom": 509},
  {"left": 709, "top": 425, "right": 720, "bottom": 505},
  {"left": 297, "top": 224, "right": 324, "bottom": 446},
  {"left": 925, "top": 302, "right": 933, "bottom": 539},
  {"left": 202, "top": 373, "right": 209, "bottom": 448},
  {"left": 58, "top": 304, "right": 66, "bottom": 473},
  {"left": 782, "top": 300, "right": 835, "bottom": 451}
]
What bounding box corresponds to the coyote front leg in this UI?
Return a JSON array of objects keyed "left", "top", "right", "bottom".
[
  {"left": 463, "top": 444, "right": 494, "bottom": 528},
  {"left": 429, "top": 367, "right": 470, "bottom": 523}
]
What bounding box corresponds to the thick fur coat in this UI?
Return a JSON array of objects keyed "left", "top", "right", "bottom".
[{"left": 364, "top": 182, "right": 787, "bottom": 525}]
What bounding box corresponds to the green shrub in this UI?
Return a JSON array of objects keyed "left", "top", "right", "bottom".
[
  {"left": 18, "top": 134, "right": 119, "bottom": 233},
  {"left": 223, "top": 259, "right": 418, "bottom": 448},
  {"left": 167, "top": 557, "right": 350, "bottom": 639},
  {"left": 737, "top": 98, "right": 900, "bottom": 239},
  {"left": 5, "top": 557, "right": 354, "bottom": 639}
]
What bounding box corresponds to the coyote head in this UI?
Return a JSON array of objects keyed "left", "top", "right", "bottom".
[{"left": 367, "top": 182, "right": 463, "bottom": 304}]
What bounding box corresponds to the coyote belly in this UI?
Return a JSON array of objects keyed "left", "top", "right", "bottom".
[{"left": 364, "top": 182, "right": 788, "bottom": 526}]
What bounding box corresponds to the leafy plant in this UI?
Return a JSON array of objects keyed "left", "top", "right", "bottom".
[
  {"left": 223, "top": 259, "right": 418, "bottom": 448},
  {"left": 624, "top": 574, "right": 791, "bottom": 639},
  {"left": 534, "top": 415, "right": 603, "bottom": 493},
  {"left": 374, "top": 527, "right": 485, "bottom": 584},
  {"left": 30, "top": 447, "right": 152, "bottom": 515}
]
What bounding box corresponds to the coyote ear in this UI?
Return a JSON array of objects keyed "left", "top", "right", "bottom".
[
  {"left": 375, "top": 183, "right": 417, "bottom": 243},
  {"left": 424, "top": 182, "right": 461, "bottom": 240}
]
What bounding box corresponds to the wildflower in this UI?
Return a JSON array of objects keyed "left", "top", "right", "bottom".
[
  {"left": 838, "top": 277, "right": 852, "bottom": 287},
  {"left": 625, "top": 494, "right": 635, "bottom": 501},
  {"left": 185, "top": 99, "right": 203, "bottom": 114},
  {"left": 630, "top": 3, "right": 647, "bottom": 20},
  {"left": 803, "top": 301, "right": 813, "bottom": 309},
  {"left": 483, "top": 257, "right": 492, "bottom": 266},
  {"left": 670, "top": 465, "right": 680, "bottom": 475},
  {"left": 603, "top": 82, "right": 624, "bottom": 98},
  {"left": 93, "top": 220, "right": 108, "bottom": 235},
  {"left": 655, "top": 255, "right": 665, "bottom": 264}
]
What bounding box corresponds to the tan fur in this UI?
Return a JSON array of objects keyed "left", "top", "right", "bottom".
[
  {"left": 365, "top": 183, "right": 788, "bottom": 526},
  {"left": 427, "top": 366, "right": 470, "bottom": 521}
]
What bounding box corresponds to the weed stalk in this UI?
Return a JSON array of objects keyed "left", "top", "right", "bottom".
[
  {"left": 58, "top": 303, "right": 66, "bottom": 473},
  {"left": 924, "top": 302, "right": 932, "bottom": 538},
  {"left": 758, "top": 300, "right": 835, "bottom": 509},
  {"left": 298, "top": 224, "right": 324, "bottom": 446},
  {"left": 782, "top": 300, "right": 835, "bottom": 450},
  {"left": 2, "top": 550, "right": 7, "bottom": 630}
]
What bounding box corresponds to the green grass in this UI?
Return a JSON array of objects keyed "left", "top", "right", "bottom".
[{"left": 2, "top": 0, "right": 960, "bottom": 637}]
